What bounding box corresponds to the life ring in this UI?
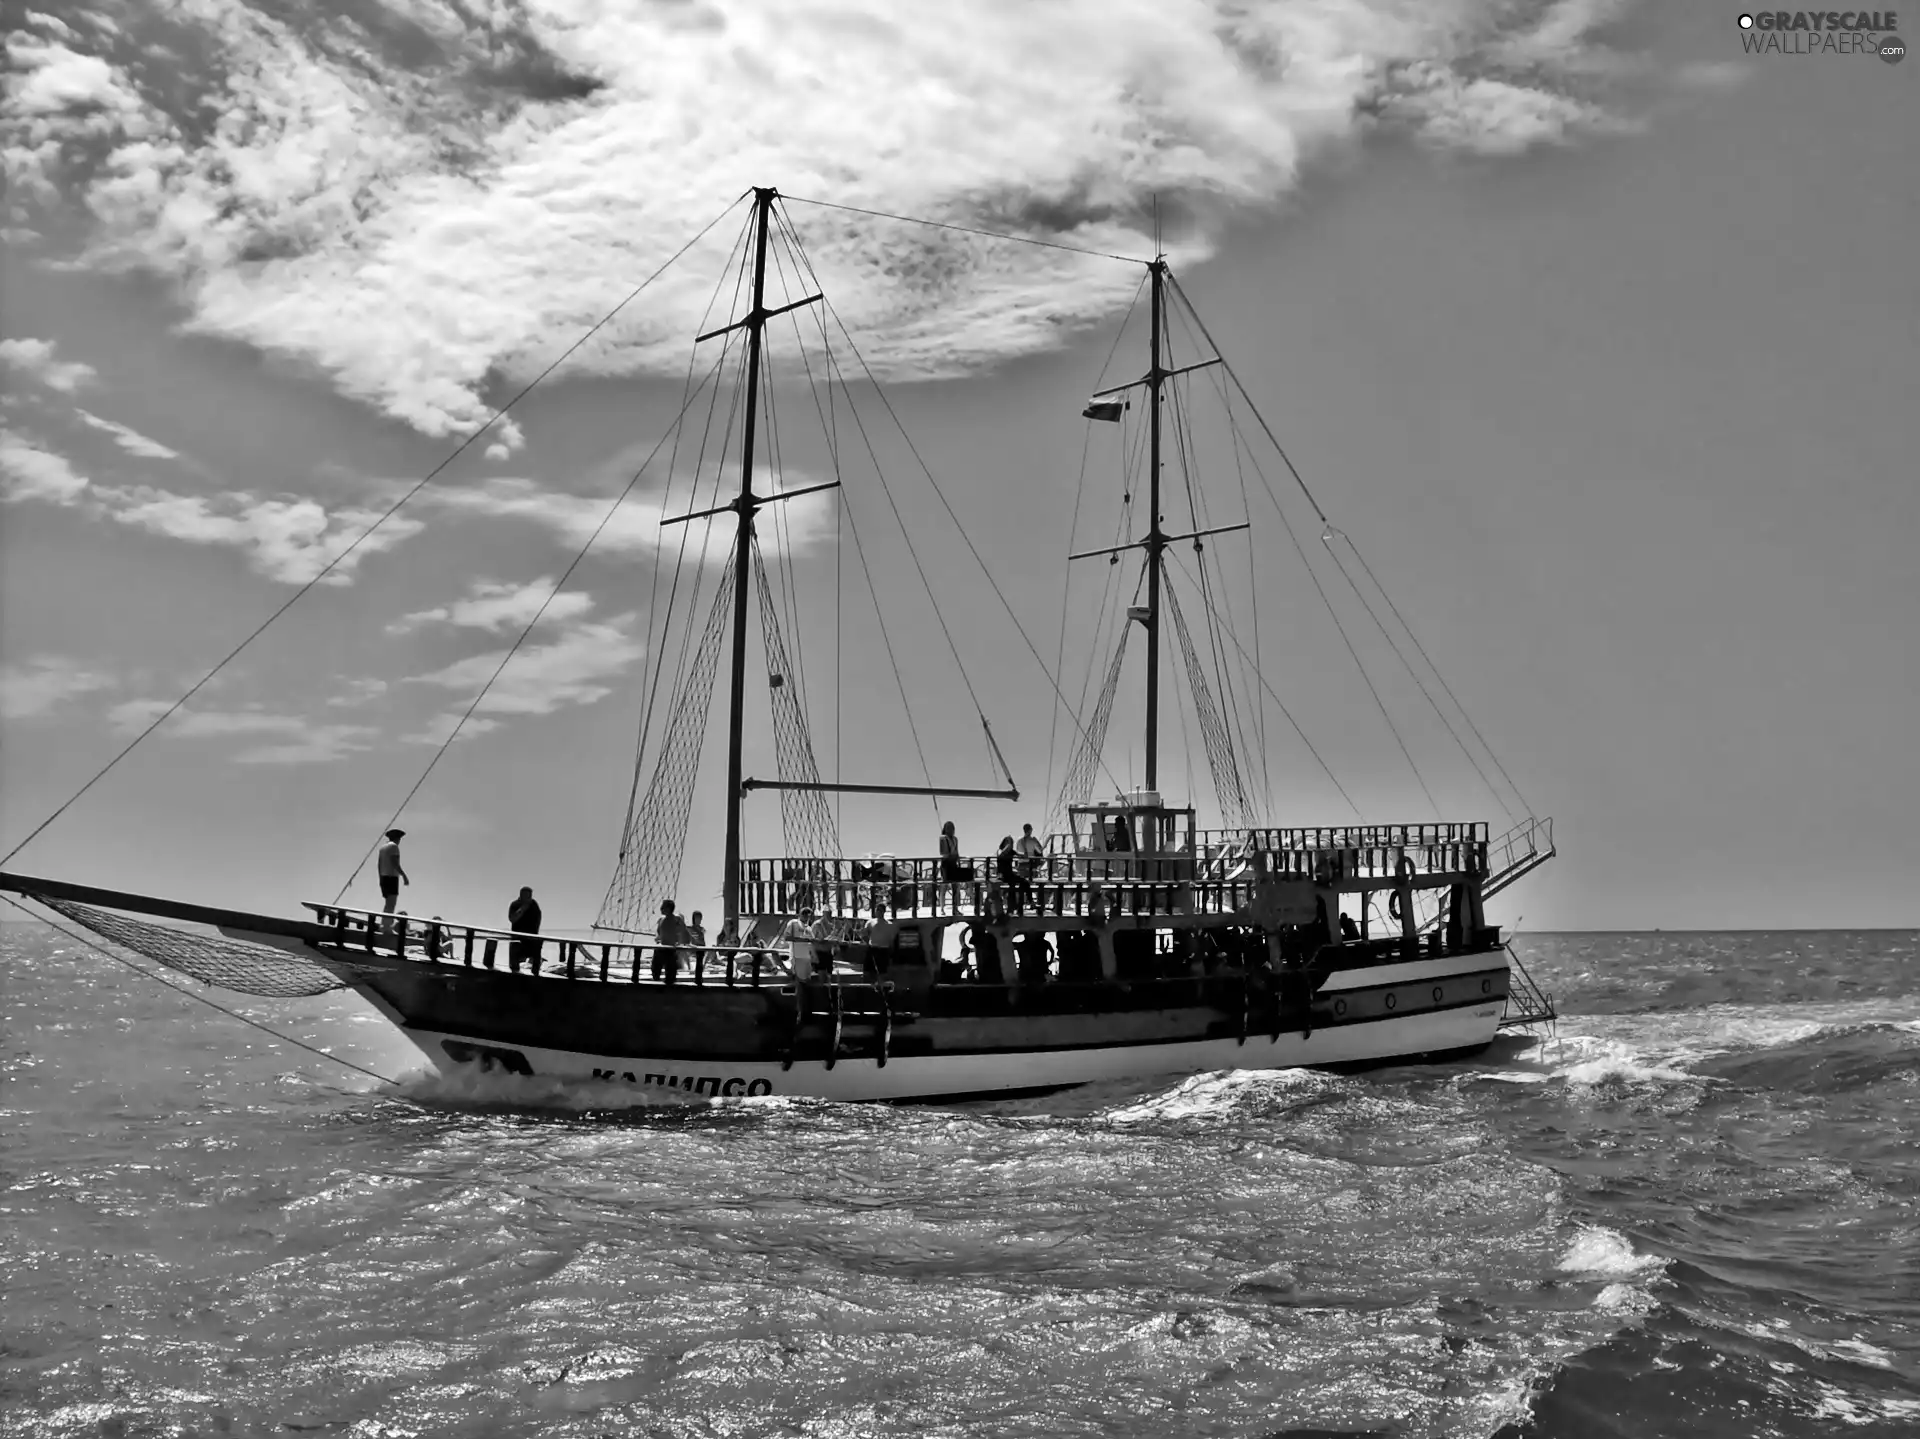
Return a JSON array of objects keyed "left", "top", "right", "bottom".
[
  {"left": 1384, "top": 992, "right": 1397, "bottom": 1011},
  {"left": 1388, "top": 890, "right": 1403, "bottom": 921},
  {"left": 1395, "top": 855, "right": 1415, "bottom": 883}
]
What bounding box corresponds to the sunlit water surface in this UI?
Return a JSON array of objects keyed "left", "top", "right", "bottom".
[{"left": 3, "top": 928, "right": 1917, "bottom": 1438}]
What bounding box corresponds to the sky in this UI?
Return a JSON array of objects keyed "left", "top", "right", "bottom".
[{"left": 2, "top": 1, "right": 1914, "bottom": 934}]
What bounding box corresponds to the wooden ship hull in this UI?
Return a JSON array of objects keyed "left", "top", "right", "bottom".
[
  {"left": 4, "top": 814, "right": 1555, "bottom": 1104},
  {"left": 341, "top": 948, "right": 1516, "bottom": 1103}
]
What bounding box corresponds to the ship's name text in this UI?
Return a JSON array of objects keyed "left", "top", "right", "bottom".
[{"left": 593, "top": 1068, "right": 773, "bottom": 1096}]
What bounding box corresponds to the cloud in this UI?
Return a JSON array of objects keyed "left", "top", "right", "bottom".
[
  {"left": 91, "top": 483, "right": 427, "bottom": 585},
  {"left": 0, "top": 337, "right": 97, "bottom": 393},
  {"left": 2, "top": 1, "right": 1669, "bottom": 454},
  {"left": 0, "top": 654, "right": 115, "bottom": 719},
  {"left": 401, "top": 712, "right": 505, "bottom": 747},
  {"left": 388, "top": 576, "right": 597, "bottom": 635},
  {"left": 0, "top": 423, "right": 421, "bottom": 583},
  {"left": 326, "top": 677, "right": 389, "bottom": 707},
  {"left": 407, "top": 610, "right": 645, "bottom": 718},
  {"left": 74, "top": 408, "right": 182, "bottom": 460},
  {"left": 104, "top": 698, "right": 376, "bottom": 764},
  {"left": 0, "top": 427, "right": 90, "bottom": 502}
]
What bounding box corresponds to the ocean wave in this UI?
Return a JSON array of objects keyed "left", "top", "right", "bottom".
[
  {"left": 1474, "top": 1034, "right": 1697, "bottom": 1088},
  {"left": 1556, "top": 1226, "right": 1666, "bottom": 1281},
  {"left": 389, "top": 1065, "right": 701, "bottom": 1112},
  {"left": 1100, "top": 1066, "right": 1327, "bottom": 1123}
]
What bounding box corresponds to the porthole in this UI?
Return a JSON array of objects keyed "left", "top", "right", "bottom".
[
  {"left": 1384, "top": 993, "right": 1397, "bottom": 1011},
  {"left": 1481, "top": 978, "right": 1491, "bottom": 995},
  {"left": 1432, "top": 986, "right": 1444, "bottom": 1003},
  {"left": 1334, "top": 998, "right": 1347, "bottom": 1017}
]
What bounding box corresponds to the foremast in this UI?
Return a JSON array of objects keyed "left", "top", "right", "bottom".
[
  {"left": 1143, "top": 258, "right": 1167, "bottom": 792},
  {"left": 720, "top": 187, "right": 776, "bottom": 930}
]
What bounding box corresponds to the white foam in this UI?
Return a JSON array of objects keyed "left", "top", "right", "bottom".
[
  {"left": 1805, "top": 1383, "right": 1920, "bottom": 1426},
  {"left": 1556, "top": 1226, "right": 1663, "bottom": 1279},
  {"left": 1593, "top": 1281, "right": 1654, "bottom": 1316},
  {"left": 1103, "top": 1067, "right": 1317, "bottom": 1123},
  {"left": 1499, "top": 1034, "right": 1695, "bottom": 1087},
  {"left": 391, "top": 1065, "right": 693, "bottom": 1111},
  {"left": 1827, "top": 1339, "right": 1896, "bottom": 1371}
]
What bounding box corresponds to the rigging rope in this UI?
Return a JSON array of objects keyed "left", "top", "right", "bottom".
[
  {"left": 1, "top": 192, "right": 751, "bottom": 871},
  {"left": 1171, "top": 267, "right": 1532, "bottom": 819},
  {"left": 598, "top": 557, "right": 739, "bottom": 932},
  {"left": 1047, "top": 270, "right": 1148, "bottom": 817},
  {"left": 1167, "top": 551, "right": 1362, "bottom": 819},
  {"left": 1172, "top": 315, "right": 1439, "bottom": 819},
  {"left": 1320, "top": 528, "right": 1515, "bottom": 822},
  {"left": 1053, "top": 627, "right": 1132, "bottom": 823},
  {"left": 3, "top": 895, "right": 399, "bottom": 1086},
  {"left": 777, "top": 225, "right": 1129, "bottom": 805},
  {"left": 753, "top": 536, "right": 842, "bottom": 862},
  {"left": 617, "top": 211, "right": 758, "bottom": 863},
  {"left": 1327, "top": 527, "right": 1535, "bottom": 817},
  {"left": 1163, "top": 583, "right": 1254, "bottom": 830},
  {"left": 334, "top": 345, "right": 737, "bottom": 905}
]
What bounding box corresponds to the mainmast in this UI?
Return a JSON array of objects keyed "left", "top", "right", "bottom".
[
  {"left": 721, "top": 187, "right": 776, "bottom": 927},
  {"left": 1143, "top": 258, "right": 1167, "bottom": 792}
]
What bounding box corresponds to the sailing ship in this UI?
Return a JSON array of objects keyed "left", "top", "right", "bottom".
[{"left": 1, "top": 187, "right": 1557, "bottom": 1102}]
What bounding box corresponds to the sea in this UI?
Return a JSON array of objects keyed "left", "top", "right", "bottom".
[{"left": 2, "top": 927, "right": 1916, "bottom": 1439}]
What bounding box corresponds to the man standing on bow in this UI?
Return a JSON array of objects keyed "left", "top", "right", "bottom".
[
  {"left": 376, "top": 829, "right": 409, "bottom": 917},
  {"left": 508, "top": 886, "right": 542, "bottom": 974}
]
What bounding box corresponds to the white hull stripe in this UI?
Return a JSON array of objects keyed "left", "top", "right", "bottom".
[
  {"left": 402, "top": 1003, "right": 1503, "bottom": 1102},
  {"left": 1318, "top": 950, "right": 1506, "bottom": 991}
]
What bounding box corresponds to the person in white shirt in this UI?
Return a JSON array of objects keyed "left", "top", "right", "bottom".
[
  {"left": 781, "top": 907, "right": 816, "bottom": 980},
  {"left": 1017, "top": 823, "right": 1045, "bottom": 882},
  {"left": 376, "top": 829, "right": 409, "bottom": 916}
]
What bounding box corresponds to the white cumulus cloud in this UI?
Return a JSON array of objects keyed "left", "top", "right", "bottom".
[
  {"left": 0, "top": 337, "right": 97, "bottom": 394},
  {"left": 3, "top": 0, "right": 1674, "bottom": 456},
  {"left": 0, "top": 654, "right": 116, "bottom": 719},
  {"left": 92, "top": 484, "right": 427, "bottom": 586},
  {"left": 74, "top": 408, "right": 182, "bottom": 460},
  {"left": 407, "top": 610, "right": 645, "bottom": 718},
  {"left": 103, "top": 699, "right": 377, "bottom": 764},
  {"left": 0, "top": 427, "right": 90, "bottom": 502},
  {"left": 389, "top": 576, "right": 597, "bottom": 635}
]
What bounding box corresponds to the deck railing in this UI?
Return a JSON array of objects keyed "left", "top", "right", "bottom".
[
  {"left": 303, "top": 904, "right": 800, "bottom": 988},
  {"left": 736, "top": 832, "right": 1487, "bottom": 922}
]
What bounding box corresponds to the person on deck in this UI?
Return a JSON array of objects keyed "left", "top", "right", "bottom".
[
  {"left": 376, "top": 829, "right": 409, "bottom": 918},
  {"left": 782, "top": 907, "right": 816, "bottom": 981},
  {"left": 508, "top": 886, "right": 542, "bottom": 973},
  {"left": 688, "top": 910, "right": 708, "bottom": 980},
  {"left": 996, "top": 835, "right": 1025, "bottom": 911},
  {"left": 939, "top": 820, "right": 967, "bottom": 913},
  {"left": 1017, "top": 823, "right": 1045, "bottom": 883},
  {"left": 652, "top": 900, "right": 686, "bottom": 983}
]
